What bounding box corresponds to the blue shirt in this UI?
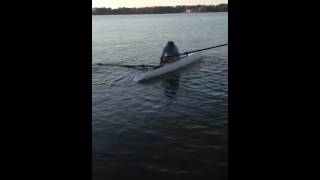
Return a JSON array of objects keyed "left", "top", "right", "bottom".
[{"left": 162, "top": 46, "right": 180, "bottom": 57}]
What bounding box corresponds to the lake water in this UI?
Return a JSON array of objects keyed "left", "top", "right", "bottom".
[{"left": 92, "top": 12, "right": 228, "bottom": 180}]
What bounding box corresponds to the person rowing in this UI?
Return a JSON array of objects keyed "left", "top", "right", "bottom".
[{"left": 160, "top": 41, "right": 180, "bottom": 65}]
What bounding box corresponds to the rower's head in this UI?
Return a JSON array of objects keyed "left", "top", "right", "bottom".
[{"left": 167, "top": 41, "right": 175, "bottom": 48}]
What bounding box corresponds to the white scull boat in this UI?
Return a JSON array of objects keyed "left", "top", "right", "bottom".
[{"left": 134, "top": 52, "right": 202, "bottom": 82}]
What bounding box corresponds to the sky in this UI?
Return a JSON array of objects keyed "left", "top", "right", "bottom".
[{"left": 92, "top": 0, "right": 228, "bottom": 8}]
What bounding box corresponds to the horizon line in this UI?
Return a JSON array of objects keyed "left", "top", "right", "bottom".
[{"left": 92, "top": 3, "right": 228, "bottom": 9}]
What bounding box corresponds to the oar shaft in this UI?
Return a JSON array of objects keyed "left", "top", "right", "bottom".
[
  {"left": 184, "top": 43, "right": 228, "bottom": 54},
  {"left": 95, "top": 63, "right": 158, "bottom": 68},
  {"left": 165, "top": 43, "right": 228, "bottom": 58}
]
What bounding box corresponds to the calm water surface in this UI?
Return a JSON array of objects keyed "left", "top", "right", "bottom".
[{"left": 92, "top": 12, "right": 228, "bottom": 180}]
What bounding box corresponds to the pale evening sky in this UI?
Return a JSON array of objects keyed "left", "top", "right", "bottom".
[{"left": 92, "top": 0, "right": 228, "bottom": 8}]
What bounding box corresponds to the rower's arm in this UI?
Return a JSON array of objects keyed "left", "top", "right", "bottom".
[
  {"left": 175, "top": 47, "right": 180, "bottom": 54},
  {"left": 160, "top": 47, "right": 166, "bottom": 58}
]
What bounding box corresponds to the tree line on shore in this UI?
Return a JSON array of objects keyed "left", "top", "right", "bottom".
[{"left": 92, "top": 4, "right": 228, "bottom": 15}]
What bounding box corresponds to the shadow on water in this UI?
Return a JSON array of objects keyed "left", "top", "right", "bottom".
[{"left": 161, "top": 74, "right": 180, "bottom": 98}]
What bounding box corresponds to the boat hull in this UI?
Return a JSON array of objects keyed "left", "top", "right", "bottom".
[{"left": 134, "top": 53, "right": 202, "bottom": 82}]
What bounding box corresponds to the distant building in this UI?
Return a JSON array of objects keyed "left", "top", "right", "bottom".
[{"left": 186, "top": 9, "right": 192, "bottom": 13}]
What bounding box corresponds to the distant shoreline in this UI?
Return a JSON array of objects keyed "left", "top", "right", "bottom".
[
  {"left": 92, "top": 11, "right": 228, "bottom": 16},
  {"left": 92, "top": 4, "right": 227, "bottom": 15}
]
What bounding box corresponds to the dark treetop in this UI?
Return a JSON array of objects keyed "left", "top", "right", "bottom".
[{"left": 92, "top": 4, "right": 228, "bottom": 15}]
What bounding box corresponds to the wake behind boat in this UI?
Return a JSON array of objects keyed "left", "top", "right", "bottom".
[{"left": 133, "top": 52, "right": 202, "bottom": 82}]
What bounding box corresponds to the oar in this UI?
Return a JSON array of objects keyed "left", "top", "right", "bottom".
[
  {"left": 165, "top": 43, "right": 228, "bottom": 58},
  {"left": 95, "top": 43, "right": 228, "bottom": 69},
  {"left": 95, "top": 63, "right": 158, "bottom": 69}
]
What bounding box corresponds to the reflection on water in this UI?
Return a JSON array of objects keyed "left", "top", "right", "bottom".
[{"left": 161, "top": 75, "right": 180, "bottom": 98}]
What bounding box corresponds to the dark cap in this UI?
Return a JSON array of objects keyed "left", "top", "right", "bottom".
[{"left": 167, "top": 41, "right": 175, "bottom": 47}]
